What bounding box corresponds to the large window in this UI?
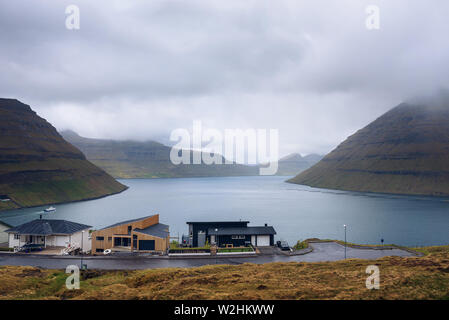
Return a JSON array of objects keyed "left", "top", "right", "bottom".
[
  {"left": 231, "top": 235, "right": 245, "bottom": 240},
  {"left": 96, "top": 236, "right": 104, "bottom": 241},
  {"left": 14, "top": 234, "right": 20, "bottom": 240}
]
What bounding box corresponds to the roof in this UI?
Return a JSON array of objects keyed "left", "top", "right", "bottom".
[
  {"left": 134, "top": 223, "right": 169, "bottom": 239},
  {"left": 5, "top": 219, "right": 92, "bottom": 236},
  {"left": 101, "top": 215, "right": 156, "bottom": 230},
  {"left": 186, "top": 221, "right": 250, "bottom": 224},
  {"left": 208, "top": 226, "right": 276, "bottom": 236},
  {"left": 0, "top": 220, "right": 12, "bottom": 228}
]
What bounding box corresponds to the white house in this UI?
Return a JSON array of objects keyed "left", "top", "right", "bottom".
[
  {"left": 6, "top": 218, "right": 92, "bottom": 253},
  {"left": 0, "top": 220, "right": 12, "bottom": 245}
]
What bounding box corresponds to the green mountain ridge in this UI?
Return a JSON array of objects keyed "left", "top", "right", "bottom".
[
  {"left": 0, "top": 98, "right": 127, "bottom": 211},
  {"left": 288, "top": 97, "right": 449, "bottom": 196},
  {"left": 62, "top": 130, "right": 322, "bottom": 178},
  {"left": 61, "top": 130, "right": 260, "bottom": 178}
]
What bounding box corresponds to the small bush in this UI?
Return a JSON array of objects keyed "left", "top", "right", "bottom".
[{"left": 293, "top": 240, "right": 309, "bottom": 250}]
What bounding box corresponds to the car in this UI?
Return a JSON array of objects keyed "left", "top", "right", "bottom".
[
  {"left": 277, "top": 241, "right": 290, "bottom": 251},
  {"left": 19, "top": 244, "right": 45, "bottom": 253}
]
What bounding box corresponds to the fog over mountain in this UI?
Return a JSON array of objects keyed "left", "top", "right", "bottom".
[{"left": 1, "top": 1, "right": 449, "bottom": 158}]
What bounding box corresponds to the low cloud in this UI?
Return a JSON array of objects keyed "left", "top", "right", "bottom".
[{"left": 1, "top": 0, "right": 448, "bottom": 156}]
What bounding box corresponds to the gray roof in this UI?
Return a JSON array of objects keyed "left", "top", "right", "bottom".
[
  {"left": 0, "top": 220, "right": 12, "bottom": 228},
  {"left": 101, "top": 215, "right": 156, "bottom": 230},
  {"left": 5, "top": 219, "right": 92, "bottom": 235},
  {"left": 208, "top": 226, "right": 276, "bottom": 236},
  {"left": 134, "top": 223, "right": 169, "bottom": 239}
]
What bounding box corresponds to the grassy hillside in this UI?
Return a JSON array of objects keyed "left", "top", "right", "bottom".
[
  {"left": 289, "top": 97, "right": 449, "bottom": 196},
  {"left": 61, "top": 130, "right": 259, "bottom": 179},
  {"left": 0, "top": 99, "right": 127, "bottom": 211},
  {"left": 0, "top": 245, "right": 448, "bottom": 300}
]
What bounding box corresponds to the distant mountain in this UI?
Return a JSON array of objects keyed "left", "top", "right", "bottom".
[
  {"left": 288, "top": 96, "right": 449, "bottom": 196},
  {"left": 0, "top": 99, "right": 127, "bottom": 211},
  {"left": 276, "top": 153, "right": 323, "bottom": 176},
  {"left": 61, "top": 130, "right": 259, "bottom": 178}
]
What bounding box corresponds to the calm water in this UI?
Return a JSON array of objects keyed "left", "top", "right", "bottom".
[{"left": 1, "top": 176, "right": 448, "bottom": 247}]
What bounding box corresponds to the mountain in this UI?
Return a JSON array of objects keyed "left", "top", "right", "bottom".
[
  {"left": 61, "top": 130, "right": 259, "bottom": 178},
  {"left": 275, "top": 153, "right": 322, "bottom": 176},
  {"left": 288, "top": 96, "right": 449, "bottom": 196},
  {"left": 0, "top": 99, "right": 127, "bottom": 211}
]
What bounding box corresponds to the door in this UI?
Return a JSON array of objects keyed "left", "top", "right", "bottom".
[
  {"left": 197, "top": 231, "right": 206, "bottom": 247},
  {"left": 251, "top": 235, "right": 256, "bottom": 246},
  {"left": 256, "top": 235, "right": 270, "bottom": 246},
  {"left": 138, "top": 240, "right": 155, "bottom": 251},
  {"left": 133, "top": 235, "right": 137, "bottom": 249}
]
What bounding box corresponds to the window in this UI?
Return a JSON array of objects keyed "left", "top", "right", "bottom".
[
  {"left": 231, "top": 235, "right": 245, "bottom": 240},
  {"left": 108, "top": 237, "right": 112, "bottom": 242},
  {"left": 128, "top": 226, "right": 132, "bottom": 235},
  {"left": 14, "top": 234, "right": 20, "bottom": 240},
  {"left": 96, "top": 248, "right": 104, "bottom": 253},
  {"left": 96, "top": 236, "right": 104, "bottom": 241}
]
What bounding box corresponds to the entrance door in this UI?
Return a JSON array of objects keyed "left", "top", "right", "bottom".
[{"left": 138, "top": 240, "right": 155, "bottom": 251}]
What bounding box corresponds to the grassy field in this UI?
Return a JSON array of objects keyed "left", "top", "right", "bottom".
[{"left": 0, "top": 245, "right": 448, "bottom": 300}]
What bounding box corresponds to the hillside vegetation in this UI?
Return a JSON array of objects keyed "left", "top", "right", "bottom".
[
  {"left": 0, "top": 99, "right": 127, "bottom": 211},
  {"left": 61, "top": 130, "right": 259, "bottom": 179},
  {"left": 1, "top": 245, "right": 448, "bottom": 300},
  {"left": 289, "top": 95, "right": 449, "bottom": 196}
]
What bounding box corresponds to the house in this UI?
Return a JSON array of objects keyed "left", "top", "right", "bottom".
[
  {"left": 91, "top": 214, "right": 169, "bottom": 254},
  {"left": 0, "top": 220, "right": 12, "bottom": 245},
  {"left": 185, "top": 221, "right": 276, "bottom": 247},
  {"left": 6, "top": 218, "right": 92, "bottom": 253}
]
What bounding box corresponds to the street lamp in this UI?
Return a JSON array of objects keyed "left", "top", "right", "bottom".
[
  {"left": 80, "top": 230, "right": 84, "bottom": 269},
  {"left": 343, "top": 224, "right": 347, "bottom": 260}
]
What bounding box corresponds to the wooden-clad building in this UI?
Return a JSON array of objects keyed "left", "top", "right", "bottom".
[{"left": 91, "top": 214, "right": 169, "bottom": 254}]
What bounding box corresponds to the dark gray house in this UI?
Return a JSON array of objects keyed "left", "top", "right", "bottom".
[{"left": 185, "top": 221, "right": 276, "bottom": 247}]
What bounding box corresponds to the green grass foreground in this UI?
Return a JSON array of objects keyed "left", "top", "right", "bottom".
[{"left": 0, "top": 244, "right": 448, "bottom": 300}]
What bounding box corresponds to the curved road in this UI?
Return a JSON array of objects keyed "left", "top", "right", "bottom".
[{"left": 0, "top": 242, "right": 417, "bottom": 270}]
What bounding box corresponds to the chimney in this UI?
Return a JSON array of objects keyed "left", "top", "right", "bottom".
[
  {"left": 264, "top": 223, "right": 267, "bottom": 227},
  {"left": 40, "top": 214, "right": 42, "bottom": 220}
]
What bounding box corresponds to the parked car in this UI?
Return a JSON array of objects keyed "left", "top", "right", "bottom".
[
  {"left": 276, "top": 241, "right": 290, "bottom": 251},
  {"left": 18, "top": 244, "right": 45, "bottom": 253}
]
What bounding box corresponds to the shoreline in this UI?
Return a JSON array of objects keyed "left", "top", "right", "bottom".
[{"left": 0, "top": 185, "right": 129, "bottom": 214}]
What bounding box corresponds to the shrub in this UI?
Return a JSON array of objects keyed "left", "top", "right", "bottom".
[{"left": 293, "top": 240, "right": 309, "bottom": 250}]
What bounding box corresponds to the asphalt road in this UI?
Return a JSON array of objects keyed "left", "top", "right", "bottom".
[{"left": 0, "top": 242, "right": 417, "bottom": 270}]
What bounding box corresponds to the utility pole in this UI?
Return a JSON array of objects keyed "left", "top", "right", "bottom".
[
  {"left": 80, "top": 230, "right": 84, "bottom": 269},
  {"left": 343, "top": 224, "right": 347, "bottom": 260}
]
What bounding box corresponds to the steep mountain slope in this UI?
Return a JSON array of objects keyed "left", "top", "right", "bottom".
[
  {"left": 0, "top": 99, "right": 127, "bottom": 211},
  {"left": 288, "top": 98, "right": 449, "bottom": 196},
  {"left": 276, "top": 153, "right": 322, "bottom": 176},
  {"left": 61, "top": 130, "right": 259, "bottom": 178}
]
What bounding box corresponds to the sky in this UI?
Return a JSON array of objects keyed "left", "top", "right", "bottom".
[{"left": 1, "top": 0, "right": 449, "bottom": 158}]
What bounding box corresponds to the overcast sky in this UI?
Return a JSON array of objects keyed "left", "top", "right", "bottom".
[{"left": 1, "top": 0, "right": 449, "bottom": 157}]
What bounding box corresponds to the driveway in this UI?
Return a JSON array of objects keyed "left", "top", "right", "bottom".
[{"left": 0, "top": 242, "right": 417, "bottom": 270}]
